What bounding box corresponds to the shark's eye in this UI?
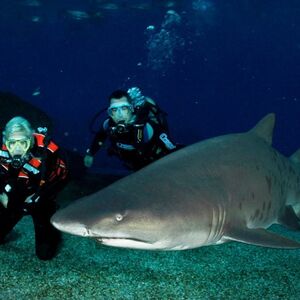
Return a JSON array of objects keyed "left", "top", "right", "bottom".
[{"left": 115, "top": 214, "right": 123, "bottom": 222}]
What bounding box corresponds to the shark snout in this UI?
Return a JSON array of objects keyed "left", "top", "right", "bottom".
[{"left": 51, "top": 213, "right": 90, "bottom": 237}]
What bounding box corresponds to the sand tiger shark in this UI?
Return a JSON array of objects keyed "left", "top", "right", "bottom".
[{"left": 51, "top": 113, "right": 300, "bottom": 250}]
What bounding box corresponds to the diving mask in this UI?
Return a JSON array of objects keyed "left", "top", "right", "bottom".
[
  {"left": 5, "top": 136, "right": 31, "bottom": 168},
  {"left": 5, "top": 137, "right": 31, "bottom": 169},
  {"left": 5, "top": 138, "right": 31, "bottom": 154},
  {"left": 107, "top": 102, "right": 133, "bottom": 116},
  {"left": 107, "top": 102, "right": 133, "bottom": 124}
]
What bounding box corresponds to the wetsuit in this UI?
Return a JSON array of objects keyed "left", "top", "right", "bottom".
[
  {"left": 0, "top": 133, "right": 68, "bottom": 260},
  {"left": 87, "top": 117, "right": 178, "bottom": 170}
]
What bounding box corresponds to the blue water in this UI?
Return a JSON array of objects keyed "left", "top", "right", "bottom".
[{"left": 1, "top": 0, "right": 299, "bottom": 172}]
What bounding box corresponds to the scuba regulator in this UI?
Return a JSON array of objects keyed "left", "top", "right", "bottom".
[
  {"left": 110, "top": 121, "right": 129, "bottom": 135},
  {"left": 10, "top": 154, "right": 27, "bottom": 169}
]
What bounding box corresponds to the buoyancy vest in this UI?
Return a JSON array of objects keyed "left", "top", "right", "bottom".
[
  {"left": 134, "top": 99, "right": 169, "bottom": 134},
  {"left": 0, "top": 133, "right": 66, "bottom": 184}
]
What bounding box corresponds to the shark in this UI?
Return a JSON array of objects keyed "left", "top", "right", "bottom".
[{"left": 51, "top": 113, "right": 300, "bottom": 250}]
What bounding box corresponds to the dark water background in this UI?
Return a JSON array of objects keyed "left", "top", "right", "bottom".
[
  {"left": 0, "top": 0, "right": 299, "bottom": 173},
  {"left": 0, "top": 2, "right": 300, "bottom": 299}
]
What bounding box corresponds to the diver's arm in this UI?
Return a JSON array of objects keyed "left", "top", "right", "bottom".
[
  {"left": 87, "top": 131, "right": 106, "bottom": 156},
  {"left": 89, "top": 119, "right": 109, "bottom": 155},
  {"left": 84, "top": 120, "right": 109, "bottom": 167},
  {"left": 25, "top": 149, "right": 68, "bottom": 205}
]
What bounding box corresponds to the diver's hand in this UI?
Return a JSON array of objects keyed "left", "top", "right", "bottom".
[
  {"left": 84, "top": 154, "right": 94, "bottom": 168},
  {"left": 25, "top": 193, "right": 40, "bottom": 204},
  {"left": 0, "top": 193, "right": 9, "bottom": 208}
]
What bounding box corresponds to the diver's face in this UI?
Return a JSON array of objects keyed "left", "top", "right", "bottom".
[
  {"left": 108, "top": 97, "right": 133, "bottom": 124},
  {"left": 5, "top": 131, "right": 31, "bottom": 158}
]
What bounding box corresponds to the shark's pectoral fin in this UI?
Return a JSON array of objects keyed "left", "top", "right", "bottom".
[
  {"left": 225, "top": 226, "right": 300, "bottom": 249},
  {"left": 278, "top": 205, "right": 300, "bottom": 230}
]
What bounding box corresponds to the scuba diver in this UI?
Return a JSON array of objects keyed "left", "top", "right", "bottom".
[
  {"left": 84, "top": 87, "right": 180, "bottom": 171},
  {"left": 0, "top": 116, "right": 68, "bottom": 260}
]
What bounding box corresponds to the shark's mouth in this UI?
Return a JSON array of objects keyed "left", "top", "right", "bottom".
[
  {"left": 96, "top": 237, "right": 156, "bottom": 249},
  {"left": 97, "top": 237, "right": 150, "bottom": 243}
]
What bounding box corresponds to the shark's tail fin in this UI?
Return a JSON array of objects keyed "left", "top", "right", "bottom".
[{"left": 290, "top": 149, "right": 300, "bottom": 218}]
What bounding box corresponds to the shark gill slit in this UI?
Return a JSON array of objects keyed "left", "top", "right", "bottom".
[{"left": 208, "top": 203, "right": 226, "bottom": 244}]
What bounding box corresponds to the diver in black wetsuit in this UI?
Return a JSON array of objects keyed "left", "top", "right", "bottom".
[{"left": 84, "top": 88, "right": 180, "bottom": 171}]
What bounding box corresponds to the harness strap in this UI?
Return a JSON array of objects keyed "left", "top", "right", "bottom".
[{"left": 134, "top": 124, "right": 144, "bottom": 145}]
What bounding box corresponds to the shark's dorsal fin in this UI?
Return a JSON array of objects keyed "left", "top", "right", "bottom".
[{"left": 248, "top": 113, "right": 275, "bottom": 145}]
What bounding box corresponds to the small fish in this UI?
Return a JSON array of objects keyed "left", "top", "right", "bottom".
[{"left": 32, "top": 87, "right": 40, "bottom": 96}]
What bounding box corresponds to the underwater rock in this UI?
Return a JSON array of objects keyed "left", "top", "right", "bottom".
[{"left": 0, "top": 91, "right": 52, "bottom": 132}]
